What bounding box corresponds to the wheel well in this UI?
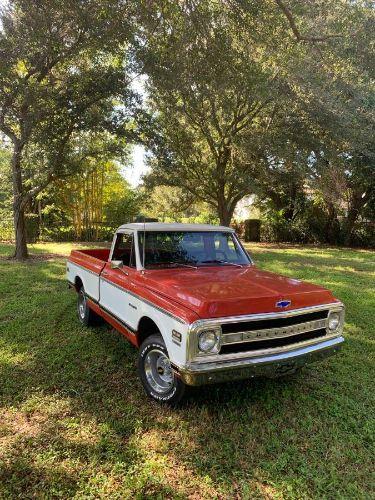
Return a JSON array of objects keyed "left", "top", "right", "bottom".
[
  {"left": 74, "top": 276, "right": 83, "bottom": 292},
  {"left": 137, "top": 316, "right": 160, "bottom": 345}
]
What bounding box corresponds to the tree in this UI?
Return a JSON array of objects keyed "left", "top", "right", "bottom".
[
  {"left": 48, "top": 154, "right": 143, "bottom": 239},
  {"left": 138, "top": 0, "right": 287, "bottom": 225},
  {"left": 0, "top": 0, "right": 134, "bottom": 258},
  {"left": 138, "top": 0, "right": 374, "bottom": 229},
  {"left": 261, "top": 0, "right": 375, "bottom": 245},
  {"left": 143, "top": 185, "right": 217, "bottom": 223},
  {"left": 46, "top": 132, "right": 130, "bottom": 239}
]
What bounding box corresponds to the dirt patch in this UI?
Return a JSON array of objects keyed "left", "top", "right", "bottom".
[{"left": 0, "top": 410, "right": 47, "bottom": 455}]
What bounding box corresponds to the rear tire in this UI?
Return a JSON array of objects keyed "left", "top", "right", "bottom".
[
  {"left": 138, "top": 334, "right": 186, "bottom": 405},
  {"left": 77, "top": 287, "right": 99, "bottom": 327}
]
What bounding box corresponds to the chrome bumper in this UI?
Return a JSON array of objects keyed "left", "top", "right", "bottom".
[{"left": 178, "top": 336, "right": 344, "bottom": 386}]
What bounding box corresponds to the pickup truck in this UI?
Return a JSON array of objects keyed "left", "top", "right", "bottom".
[{"left": 66, "top": 223, "right": 345, "bottom": 404}]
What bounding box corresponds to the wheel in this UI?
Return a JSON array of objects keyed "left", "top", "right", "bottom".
[
  {"left": 77, "top": 287, "right": 99, "bottom": 326},
  {"left": 138, "top": 334, "right": 186, "bottom": 405}
]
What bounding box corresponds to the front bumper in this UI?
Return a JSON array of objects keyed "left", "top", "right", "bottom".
[{"left": 178, "top": 336, "right": 344, "bottom": 386}]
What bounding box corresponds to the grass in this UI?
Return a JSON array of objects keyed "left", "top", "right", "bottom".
[{"left": 0, "top": 241, "right": 374, "bottom": 499}]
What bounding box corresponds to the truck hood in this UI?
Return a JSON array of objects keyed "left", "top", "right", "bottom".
[{"left": 139, "top": 265, "right": 337, "bottom": 318}]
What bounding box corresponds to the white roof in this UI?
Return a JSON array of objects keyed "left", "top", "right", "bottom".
[{"left": 117, "top": 222, "right": 234, "bottom": 232}]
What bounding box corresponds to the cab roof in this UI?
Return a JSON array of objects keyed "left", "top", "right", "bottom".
[{"left": 117, "top": 222, "right": 234, "bottom": 232}]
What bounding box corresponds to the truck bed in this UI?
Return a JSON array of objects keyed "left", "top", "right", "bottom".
[
  {"left": 71, "top": 248, "right": 110, "bottom": 261},
  {"left": 69, "top": 248, "right": 110, "bottom": 272},
  {"left": 67, "top": 249, "right": 111, "bottom": 301}
]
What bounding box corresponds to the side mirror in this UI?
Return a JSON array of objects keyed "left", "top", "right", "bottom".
[{"left": 110, "top": 260, "right": 123, "bottom": 269}]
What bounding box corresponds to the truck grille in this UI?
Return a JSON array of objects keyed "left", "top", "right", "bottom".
[
  {"left": 221, "top": 310, "right": 328, "bottom": 334},
  {"left": 219, "top": 310, "right": 329, "bottom": 354},
  {"left": 221, "top": 329, "right": 327, "bottom": 354}
]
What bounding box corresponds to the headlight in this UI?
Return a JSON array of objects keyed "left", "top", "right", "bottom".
[
  {"left": 198, "top": 330, "right": 219, "bottom": 353},
  {"left": 328, "top": 311, "right": 341, "bottom": 331}
]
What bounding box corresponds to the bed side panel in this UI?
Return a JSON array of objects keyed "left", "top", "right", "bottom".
[{"left": 67, "top": 250, "right": 107, "bottom": 302}]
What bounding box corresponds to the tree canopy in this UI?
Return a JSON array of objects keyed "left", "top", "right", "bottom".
[
  {"left": 0, "top": 0, "right": 373, "bottom": 255},
  {"left": 138, "top": 0, "right": 374, "bottom": 238},
  {"left": 0, "top": 0, "right": 136, "bottom": 257}
]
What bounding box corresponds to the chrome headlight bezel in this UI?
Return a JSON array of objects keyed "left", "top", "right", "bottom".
[
  {"left": 192, "top": 325, "right": 222, "bottom": 356},
  {"left": 327, "top": 308, "right": 344, "bottom": 333},
  {"left": 198, "top": 329, "right": 220, "bottom": 353}
]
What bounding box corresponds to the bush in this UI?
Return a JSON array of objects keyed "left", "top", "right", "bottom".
[
  {"left": 259, "top": 202, "right": 344, "bottom": 245},
  {"left": 39, "top": 225, "right": 114, "bottom": 242},
  {"left": 350, "top": 222, "right": 375, "bottom": 248},
  {"left": 104, "top": 193, "right": 144, "bottom": 229},
  {"left": 244, "top": 219, "right": 261, "bottom": 242},
  {"left": 0, "top": 215, "right": 13, "bottom": 241},
  {"left": 260, "top": 211, "right": 313, "bottom": 244},
  {"left": 25, "top": 214, "right": 39, "bottom": 243},
  {"left": 0, "top": 213, "right": 40, "bottom": 243},
  {"left": 181, "top": 213, "right": 219, "bottom": 225},
  {"left": 231, "top": 220, "right": 245, "bottom": 238}
]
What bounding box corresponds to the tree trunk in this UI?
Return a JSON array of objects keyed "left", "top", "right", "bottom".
[
  {"left": 11, "top": 143, "right": 29, "bottom": 260},
  {"left": 325, "top": 202, "right": 339, "bottom": 245},
  {"left": 217, "top": 196, "right": 233, "bottom": 226},
  {"left": 13, "top": 203, "right": 28, "bottom": 260},
  {"left": 344, "top": 205, "right": 360, "bottom": 247}
]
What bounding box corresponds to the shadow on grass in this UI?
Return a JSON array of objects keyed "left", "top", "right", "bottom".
[{"left": 0, "top": 244, "right": 374, "bottom": 498}]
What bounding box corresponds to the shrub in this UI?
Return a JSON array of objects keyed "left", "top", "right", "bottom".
[
  {"left": 25, "top": 214, "right": 39, "bottom": 243},
  {"left": 350, "top": 222, "right": 375, "bottom": 248},
  {"left": 39, "top": 225, "right": 114, "bottom": 242},
  {"left": 260, "top": 210, "right": 312, "bottom": 243},
  {"left": 0, "top": 215, "right": 13, "bottom": 241}
]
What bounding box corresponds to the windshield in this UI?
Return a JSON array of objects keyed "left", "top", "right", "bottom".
[{"left": 138, "top": 231, "right": 251, "bottom": 269}]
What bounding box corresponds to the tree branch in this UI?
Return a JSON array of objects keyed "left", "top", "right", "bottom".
[
  {"left": 0, "top": 117, "right": 18, "bottom": 144},
  {"left": 182, "top": 102, "right": 219, "bottom": 160},
  {"left": 274, "top": 0, "right": 344, "bottom": 43}
]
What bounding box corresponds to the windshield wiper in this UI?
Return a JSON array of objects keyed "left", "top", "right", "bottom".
[
  {"left": 151, "top": 261, "right": 197, "bottom": 269},
  {"left": 200, "top": 259, "right": 243, "bottom": 267},
  {"left": 171, "top": 262, "right": 197, "bottom": 269}
]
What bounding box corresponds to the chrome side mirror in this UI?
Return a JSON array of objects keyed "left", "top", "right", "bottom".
[{"left": 110, "top": 260, "right": 123, "bottom": 269}]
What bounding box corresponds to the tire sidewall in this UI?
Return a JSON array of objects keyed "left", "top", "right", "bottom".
[
  {"left": 138, "top": 336, "right": 185, "bottom": 404},
  {"left": 77, "top": 288, "right": 89, "bottom": 325}
]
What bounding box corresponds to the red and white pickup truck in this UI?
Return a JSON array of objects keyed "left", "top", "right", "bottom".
[{"left": 67, "top": 223, "right": 345, "bottom": 404}]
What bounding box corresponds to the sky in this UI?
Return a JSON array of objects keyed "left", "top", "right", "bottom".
[
  {"left": 123, "top": 144, "right": 148, "bottom": 188},
  {"left": 0, "top": 0, "right": 5, "bottom": 29},
  {"left": 123, "top": 75, "right": 149, "bottom": 188}
]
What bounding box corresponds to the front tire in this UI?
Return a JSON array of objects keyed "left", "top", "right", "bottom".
[
  {"left": 138, "top": 334, "right": 185, "bottom": 405},
  {"left": 77, "top": 287, "right": 99, "bottom": 326}
]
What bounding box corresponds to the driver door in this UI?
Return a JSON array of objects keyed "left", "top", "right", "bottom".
[{"left": 99, "top": 231, "right": 137, "bottom": 329}]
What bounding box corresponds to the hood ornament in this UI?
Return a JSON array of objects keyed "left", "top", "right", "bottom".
[{"left": 276, "top": 299, "right": 291, "bottom": 308}]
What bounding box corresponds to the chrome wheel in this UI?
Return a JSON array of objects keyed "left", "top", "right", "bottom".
[
  {"left": 138, "top": 335, "right": 186, "bottom": 404},
  {"left": 144, "top": 348, "right": 174, "bottom": 394},
  {"left": 78, "top": 291, "right": 86, "bottom": 319}
]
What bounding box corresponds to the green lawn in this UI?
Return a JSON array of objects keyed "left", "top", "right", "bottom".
[{"left": 0, "top": 242, "right": 374, "bottom": 499}]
